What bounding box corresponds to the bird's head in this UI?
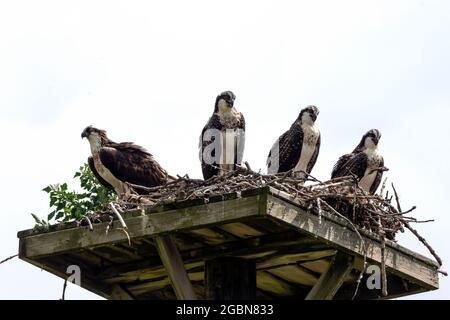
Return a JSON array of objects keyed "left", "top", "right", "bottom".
[
  {"left": 299, "top": 105, "right": 320, "bottom": 125},
  {"left": 215, "top": 91, "right": 236, "bottom": 113},
  {"left": 81, "top": 126, "right": 108, "bottom": 150},
  {"left": 362, "top": 129, "right": 381, "bottom": 149}
]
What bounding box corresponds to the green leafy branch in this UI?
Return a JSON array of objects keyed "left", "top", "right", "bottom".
[{"left": 31, "top": 163, "right": 116, "bottom": 228}]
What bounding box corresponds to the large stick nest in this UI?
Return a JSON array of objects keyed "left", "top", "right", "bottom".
[{"left": 122, "top": 168, "right": 428, "bottom": 244}]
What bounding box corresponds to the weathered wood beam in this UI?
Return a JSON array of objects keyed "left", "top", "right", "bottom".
[
  {"left": 110, "top": 284, "right": 135, "bottom": 300},
  {"left": 205, "top": 257, "right": 256, "bottom": 300},
  {"left": 154, "top": 236, "right": 197, "bottom": 300},
  {"left": 305, "top": 252, "right": 354, "bottom": 300},
  {"left": 266, "top": 193, "right": 439, "bottom": 290},
  {"left": 19, "top": 194, "right": 264, "bottom": 259},
  {"left": 100, "top": 232, "right": 326, "bottom": 283}
]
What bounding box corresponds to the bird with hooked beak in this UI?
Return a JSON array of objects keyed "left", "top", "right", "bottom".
[
  {"left": 332, "top": 129, "right": 388, "bottom": 194},
  {"left": 81, "top": 126, "right": 172, "bottom": 198},
  {"left": 267, "top": 105, "right": 321, "bottom": 181},
  {"left": 199, "top": 91, "right": 246, "bottom": 180}
]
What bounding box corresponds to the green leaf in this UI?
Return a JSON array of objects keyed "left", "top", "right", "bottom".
[
  {"left": 31, "top": 213, "right": 42, "bottom": 224},
  {"left": 47, "top": 210, "right": 56, "bottom": 220},
  {"left": 42, "top": 186, "right": 52, "bottom": 193}
]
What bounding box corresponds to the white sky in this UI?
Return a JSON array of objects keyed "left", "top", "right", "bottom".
[{"left": 0, "top": 0, "right": 449, "bottom": 300}]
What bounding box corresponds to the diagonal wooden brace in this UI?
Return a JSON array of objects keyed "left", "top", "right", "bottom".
[
  {"left": 305, "top": 252, "right": 354, "bottom": 300},
  {"left": 154, "top": 235, "right": 197, "bottom": 300}
]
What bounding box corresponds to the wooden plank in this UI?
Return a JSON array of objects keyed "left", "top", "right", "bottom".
[
  {"left": 129, "top": 273, "right": 204, "bottom": 296},
  {"left": 257, "top": 249, "right": 337, "bottom": 269},
  {"left": 110, "top": 284, "right": 135, "bottom": 300},
  {"left": 205, "top": 257, "right": 256, "bottom": 300},
  {"left": 104, "top": 261, "right": 204, "bottom": 284},
  {"left": 154, "top": 235, "right": 197, "bottom": 300},
  {"left": 218, "top": 222, "right": 265, "bottom": 239},
  {"left": 268, "top": 265, "right": 319, "bottom": 287},
  {"left": 188, "top": 228, "right": 235, "bottom": 245},
  {"left": 300, "top": 259, "right": 332, "bottom": 274},
  {"left": 100, "top": 232, "right": 323, "bottom": 283},
  {"left": 305, "top": 252, "right": 354, "bottom": 300},
  {"left": 20, "top": 194, "right": 264, "bottom": 259},
  {"left": 257, "top": 271, "right": 304, "bottom": 297},
  {"left": 266, "top": 194, "right": 439, "bottom": 289}
]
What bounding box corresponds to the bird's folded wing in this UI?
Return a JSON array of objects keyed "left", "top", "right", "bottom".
[{"left": 99, "top": 146, "right": 168, "bottom": 188}]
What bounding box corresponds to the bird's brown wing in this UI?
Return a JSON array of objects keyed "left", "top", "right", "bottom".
[
  {"left": 333, "top": 152, "right": 368, "bottom": 180},
  {"left": 199, "top": 114, "right": 223, "bottom": 180},
  {"left": 331, "top": 153, "right": 354, "bottom": 178},
  {"left": 267, "top": 124, "right": 303, "bottom": 174},
  {"left": 99, "top": 144, "right": 170, "bottom": 190}
]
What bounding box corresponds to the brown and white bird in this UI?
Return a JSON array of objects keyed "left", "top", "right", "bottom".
[
  {"left": 267, "top": 106, "right": 321, "bottom": 179},
  {"left": 332, "top": 129, "right": 386, "bottom": 194},
  {"left": 81, "top": 126, "right": 172, "bottom": 197},
  {"left": 199, "top": 91, "right": 246, "bottom": 180}
]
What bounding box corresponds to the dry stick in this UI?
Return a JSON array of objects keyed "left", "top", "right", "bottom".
[
  {"left": 0, "top": 254, "right": 18, "bottom": 265},
  {"left": 83, "top": 216, "right": 93, "bottom": 231},
  {"left": 391, "top": 184, "right": 443, "bottom": 267},
  {"left": 377, "top": 216, "right": 388, "bottom": 296},
  {"left": 109, "top": 202, "right": 128, "bottom": 230},
  {"left": 380, "top": 177, "right": 388, "bottom": 196},
  {"left": 117, "top": 228, "right": 132, "bottom": 247}
]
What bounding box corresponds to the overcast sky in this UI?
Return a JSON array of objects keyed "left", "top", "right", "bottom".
[{"left": 1, "top": 0, "right": 449, "bottom": 300}]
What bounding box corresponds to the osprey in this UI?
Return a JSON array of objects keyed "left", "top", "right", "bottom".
[
  {"left": 199, "top": 91, "right": 246, "bottom": 180},
  {"left": 331, "top": 129, "right": 385, "bottom": 194},
  {"left": 81, "top": 126, "right": 171, "bottom": 196},
  {"left": 267, "top": 106, "right": 321, "bottom": 179}
]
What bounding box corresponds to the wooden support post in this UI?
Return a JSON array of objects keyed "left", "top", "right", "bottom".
[
  {"left": 305, "top": 252, "right": 354, "bottom": 300},
  {"left": 154, "top": 235, "right": 197, "bottom": 300},
  {"left": 205, "top": 257, "right": 256, "bottom": 300}
]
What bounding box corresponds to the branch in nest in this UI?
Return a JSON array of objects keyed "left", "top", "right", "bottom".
[
  {"left": 369, "top": 166, "right": 389, "bottom": 175},
  {"left": 109, "top": 202, "right": 128, "bottom": 230},
  {"left": 392, "top": 183, "right": 443, "bottom": 266}
]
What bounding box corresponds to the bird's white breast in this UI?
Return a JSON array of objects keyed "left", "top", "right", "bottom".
[
  {"left": 294, "top": 124, "right": 320, "bottom": 173},
  {"left": 359, "top": 147, "right": 382, "bottom": 192},
  {"left": 93, "top": 154, "right": 125, "bottom": 194}
]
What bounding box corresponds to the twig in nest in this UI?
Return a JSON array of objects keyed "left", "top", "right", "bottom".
[
  {"left": 117, "top": 228, "right": 132, "bottom": 247},
  {"left": 392, "top": 183, "right": 443, "bottom": 266},
  {"left": 83, "top": 216, "right": 93, "bottom": 231},
  {"left": 244, "top": 161, "right": 252, "bottom": 171},
  {"left": 380, "top": 177, "right": 388, "bottom": 196},
  {"left": 369, "top": 166, "right": 389, "bottom": 175},
  {"left": 0, "top": 254, "right": 18, "bottom": 265},
  {"left": 109, "top": 202, "right": 128, "bottom": 230},
  {"left": 378, "top": 217, "right": 388, "bottom": 297},
  {"left": 438, "top": 270, "right": 448, "bottom": 276}
]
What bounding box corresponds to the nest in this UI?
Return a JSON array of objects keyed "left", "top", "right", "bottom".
[{"left": 118, "top": 167, "right": 442, "bottom": 266}]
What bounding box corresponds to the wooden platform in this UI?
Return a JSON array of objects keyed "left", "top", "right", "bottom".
[{"left": 17, "top": 187, "right": 439, "bottom": 300}]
